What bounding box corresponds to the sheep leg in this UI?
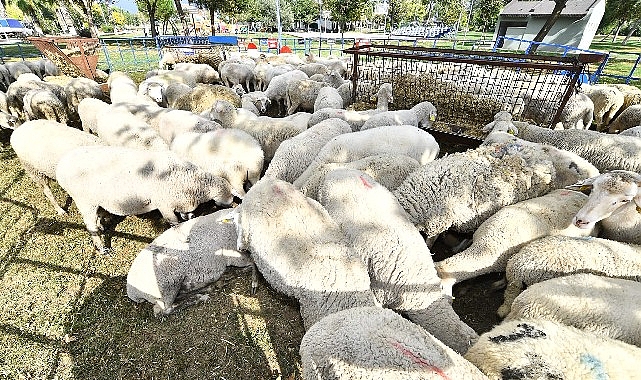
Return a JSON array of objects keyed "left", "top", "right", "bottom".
[
  {"left": 78, "top": 203, "right": 110, "bottom": 254},
  {"left": 37, "top": 176, "right": 67, "bottom": 215},
  {"left": 497, "top": 280, "right": 525, "bottom": 318}
]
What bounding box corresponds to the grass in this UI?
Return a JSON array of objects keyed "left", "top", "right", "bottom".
[{"left": 0, "top": 134, "right": 305, "bottom": 379}]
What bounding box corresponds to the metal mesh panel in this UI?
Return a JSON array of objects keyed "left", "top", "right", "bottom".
[
  {"left": 345, "top": 44, "right": 599, "bottom": 140},
  {"left": 28, "top": 37, "right": 100, "bottom": 80}
]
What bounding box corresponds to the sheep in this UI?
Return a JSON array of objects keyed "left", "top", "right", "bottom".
[
  {"left": 173, "top": 83, "right": 241, "bottom": 114},
  {"left": 207, "top": 99, "right": 303, "bottom": 162},
  {"left": 285, "top": 78, "right": 328, "bottom": 115},
  {"left": 63, "top": 77, "right": 107, "bottom": 114},
  {"left": 307, "top": 82, "right": 394, "bottom": 130},
  {"left": 578, "top": 83, "right": 624, "bottom": 129},
  {"left": 435, "top": 189, "right": 596, "bottom": 296},
  {"left": 337, "top": 81, "right": 353, "bottom": 107},
  {"left": 108, "top": 71, "right": 148, "bottom": 104},
  {"left": 173, "top": 62, "right": 220, "bottom": 84},
  {"left": 305, "top": 53, "right": 349, "bottom": 78},
  {"left": 360, "top": 100, "right": 437, "bottom": 130},
  {"left": 56, "top": 145, "right": 235, "bottom": 253},
  {"left": 298, "top": 154, "right": 422, "bottom": 201},
  {"left": 94, "top": 107, "right": 169, "bottom": 151},
  {"left": 504, "top": 273, "right": 641, "bottom": 347},
  {"left": 393, "top": 134, "right": 600, "bottom": 243},
  {"left": 77, "top": 97, "right": 110, "bottom": 133},
  {"left": 240, "top": 90, "right": 270, "bottom": 115},
  {"left": 263, "top": 69, "right": 309, "bottom": 115},
  {"left": 218, "top": 177, "right": 379, "bottom": 329},
  {"left": 609, "top": 83, "right": 641, "bottom": 116},
  {"left": 126, "top": 209, "right": 254, "bottom": 316},
  {"left": 464, "top": 319, "right": 641, "bottom": 379},
  {"left": 261, "top": 63, "right": 296, "bottom": 92},
  {"left": 10, "top": 120, "right": 105, "bottom": 215},
  {"left": 252, "top": 58, "right": 272, "bottom": 91},
  {"left": 298, "top": 62, "right": 329, "bottom": 77},
  {"left": 164, "top": 82, "right": 193, "bottom": 109},
  {"left": 293, "top": 125, "right": 439, "bottom": 190},
  {"left": 157, "top": 109, "right": 221, "bottom": 144},
  {"left": 138, "top": 81, "right": 167, "bottom": 107},
  {"left": 0, "top": 89, "right": 8, "bottom": 114},
  {"left": 567, "top": 170, "right": 641, "bottom": 245},
  {"left": 169, "top": 129, "right": 264, "bottom": 198},
  {"left": 313, "top": 86, "right": 343, "bottom": 112},
  {"left": 4, "top": 61, "right": 32, "bottom": 83},
  {"left": 608, "top": 104, "right": 641, "bottom": 133},
  {"left": 317, "top": 170, "right": 478, "bottom": 353},
  {"left": 6, "top": 78, "right": 68, "bottom": 121},
  {"left": 263, "top": 118, "right": 352, "bottom": 183},
  {"left": 0, "top": 110, "right": 18, "bottom": 129},
  {"left": 24, "top": 59, "right": 58, "bottom": 79},
  {"left": 300, "top": 307, "right": 487, "bottom": 379},
  {"left": 218, "top": 61, "right": 255, "bottom": 93},
  {"left": 22, "top": 88, "right": 69, "bottom": 124},
  {"left": 498, "top": 235, "right": 641, "bottom": 318},
  {"left": 555, "top": 91, "right": 594, "bottom": 130},
  {"left": 514, "top": 122, "right": 641, "bottom": 173},
  {"left": 481, "top": 110, "right": 518, "bottom": 134}
]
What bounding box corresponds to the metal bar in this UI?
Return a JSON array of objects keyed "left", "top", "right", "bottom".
[
  {"left": 551, "top": 64, "right": 582, "bottom": 126},
  {"left": 626, "top": 54, "right": 641, "bottom": 84}
]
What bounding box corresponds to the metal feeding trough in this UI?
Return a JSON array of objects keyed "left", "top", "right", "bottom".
[
  {"left": 343, "top": 43, "right": 604, "bottom": 147},
  {"left": 28, "top": 36, "right": 100, "bottom": 81}
]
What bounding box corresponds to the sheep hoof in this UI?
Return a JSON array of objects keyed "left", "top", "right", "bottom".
[
  {"left": 250, "top": 282, "right": 258, "bottom": 295},
  {"left": 56, "top": 209, "right": 67, "bottom": 216},
  {"left": 97, "top": 246, "right": 113, "bottom": 255}
]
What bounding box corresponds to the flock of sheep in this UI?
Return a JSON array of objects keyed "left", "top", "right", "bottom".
[{"left": 2, "top": 47, "right": 641, "bottom": 379}]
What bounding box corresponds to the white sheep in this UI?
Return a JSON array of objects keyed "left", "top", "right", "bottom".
[
  {"left": 56, "top": 146, "right": 235, "bottom": 253},
  {"left": 173, "top": 62, "right": 220, "bottom": 84},
  {"left": 618, "top": 125, "right": 641, "bottom": 137},
  {"left": 10, "top": 120, "right": 105, "bottom": 214},
  {"left": 298, "top": 153, "right": 421, "bottom": 201},
  {"left": 555, "top": 91, "right": 594, "bottom": 130},
  {"left": 285, "top": 78, "right": 328, "bottom": 115},
  {"left": 263, "top": 69, "right": 309, "bottom": 115},
  {"left": 579, "top": 83, "right": 624, "bottom": 129},
  {"left": 608, "top": 104, "right": 641, "bottom": 133},
  {"left": 307, "top": 82, "right": 394, "bottom": 130},
  {"left": 313, "top": 86, "right": 343, "bottom": 112},
  {"left": 156, "top": 109, "right": 221, "bottom": 144},
  {"left": 164, "top": 82, "right": 192, "bottom": 109},
  {"left": 567, "top": 170, "right": 641, "bottom": 245},
  {"left": 6, "top": 78, "right": 68, "bottom": 121},
  {"left": 298, "top": 62, "right": 329, "bottom": 77},
  {"left": 498, "top": 235, "right": 641, "bottom": 318},
  {"left": 78, "top": 97, "right": 110, "bottom": 133},
  {"left": 138, "top": 80, "right": 167, "bottom": 107},
  {"left": 318, "top": 169, "right": 478, "bottom": 354},
  {"left": 435, "top": 189, "right": 596, "bottom": 296},
  {"left": 505, "top": 273, "right": 641, "bottom": 347},
  {"left": 514, "top": 122, "right": 641, "bottom": 173},
  {"left": 0, "top": 110, "right": 18, "bottom": 129},
  {"left": 219, "top": 177, "right": 379, "bottom": 329},
  {"left": 465, "top": 319, "right": 641, "bottom": 379},
  {"left": 108, "top": 71, "right": 153, "bottom": 104},
  {"left": 293, "top": 125, "right": 439, "bottom": 189},
  {"left": 22, "top": 88, "right": 69, "bottom": 124},
  {"left": 218, "top": 61, "right": 255, "bottom": 93},
  {"left": 300, "top": 307, "right": 487, "bottom": 379},
  {"left": 207, "top": 99, "right": 303, "bottom": 162},
  {"left": 241, "top": 90, "right": 270, "bottom": 115},
  {"left": 262, "top": 118, "right": 352, "bottom": 183},
  {"left": 94, "top": 107, "right": 169, "bottom": 151},
  {"left": 173, "top": 83, "right": 241, "bottom": 114},
  {"left": 126, "top": 209, "right": 254, "bottom": 316},
  {"left": 393, "top": 135, "right": 598, "bottom": 242},
  {"left": 63, "top": 77, "right": 107, "bottom": 116},
  {"left": 360, "top": 100, "right": 437, "bottom": 130},
  {"left": 169, "top": 129, "right": 264, "bottom": 198}
]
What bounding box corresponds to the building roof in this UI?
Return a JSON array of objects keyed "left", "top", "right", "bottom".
[{"left": 500, "top": 0, "right": 600, "bottom": 18}]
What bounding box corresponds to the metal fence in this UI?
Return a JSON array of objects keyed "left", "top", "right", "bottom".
[{"left": 344, "top": 43, "right": 599, "bottom": 140}]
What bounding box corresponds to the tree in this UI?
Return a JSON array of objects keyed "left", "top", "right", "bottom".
[
  {"left": 290, "top": 0, "right": 318, "bottom": 31},
  {"left": 471, "top": 0, "right": 507, "bottom": 32},
  {"left": 191, "top": 0, "right": 251, "bottom": 35},
  {"left": 598, "top": 0, "right": 641, "bottom": 44},
  {"left": 527, "top": 0, "right": 567, "bottom": 54},
  {"left": 10, "top": 0, "right": 59, "bottom": 34},
  {"left": 324, "top": 0, "right": 367, "bottom": 36},
  {"left": 433, "top": 0, "right": 464, "bottom": 26},
  {"left": 135, "top": 0, "right": 162, "bottom": 37}
]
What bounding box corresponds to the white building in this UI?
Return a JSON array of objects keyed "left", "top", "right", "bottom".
[{"left": 494, "top": 0, "right": 605, "bottom": 51}]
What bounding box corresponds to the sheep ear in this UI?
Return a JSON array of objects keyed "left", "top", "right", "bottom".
[{"left": 565, "top": 176, "right": 596, "bottom": 191}]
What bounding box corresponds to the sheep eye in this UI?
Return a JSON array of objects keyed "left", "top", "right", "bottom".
[{"left": 621, "top": 199, "right": 631, "bottom": 203}]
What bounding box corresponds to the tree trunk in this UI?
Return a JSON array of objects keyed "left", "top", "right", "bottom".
[
  {"left": 82, "top": 0, "right": 99, "bottom": 38},
  {"left": 147, "top": 3, "right": 157, "bottom": 39},
  {"left": 612, "top": 21, "right": 623, "bottom": 42},
  {"left": 528, "top": 0, "right": 567, "bottom": 55},
  {"left": 210, "top": 8, "right": 216, "bottom": 36},
  {"left": 622, "top": 20, "right": 639, "bottom": 44},
  {"left": 172, "top": 0, "right": 190, "bottom": 35}
]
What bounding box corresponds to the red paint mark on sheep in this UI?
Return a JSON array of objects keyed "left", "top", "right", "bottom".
[
  {"left": 359, "top": 176, "right": 373, "bottom": 189},
  {"left": 389, "top": 340, "right": 450, "bottom": 379}
]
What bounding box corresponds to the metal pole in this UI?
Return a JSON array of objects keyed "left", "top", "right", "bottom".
[{"left": 276, "top": 0, "right": 283, "bottom": 50}]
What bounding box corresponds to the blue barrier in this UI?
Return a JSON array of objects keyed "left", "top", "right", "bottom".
[{"left": 207, "top": 36, "right": 238, "bottom": 45}]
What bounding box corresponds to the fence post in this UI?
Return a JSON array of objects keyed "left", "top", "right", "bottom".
[
  {"left": 99, "top": 39, "right": 113, "bottom": 72},
  {"left": 626, "top": 53, "right": 641, "bottom": 84}
]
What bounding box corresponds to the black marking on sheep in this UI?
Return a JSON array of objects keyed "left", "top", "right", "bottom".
[{"left": 489, "top": 323, "right": 546, "bottom": 343}]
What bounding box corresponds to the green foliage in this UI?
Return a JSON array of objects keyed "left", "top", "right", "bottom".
[
  {"left": 598, "top": 0, "right": 641, "bottom": 34},
  {"left": 472, "top": 0, "right": 507, "bottom": 32},
  {"left": 244, "top": 0, "right": 293, "bottom": 31},
  {"left": 290, "top": 0, "right": 318, "bottom": 25},
  {"left": 324, "top": 0, "right": 368, "bottom": 31},
  {"left": 433, "top": 0, "right": 463, "bottom": 26},
  {"left": 10, "top": 0, "right": 60, "bottom": 34}
]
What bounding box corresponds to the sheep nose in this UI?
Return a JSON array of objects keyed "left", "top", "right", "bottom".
[{"left": 573, "top": 217, "right": 589, "bottom": 228}]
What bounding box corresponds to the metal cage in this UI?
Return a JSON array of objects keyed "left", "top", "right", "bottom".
[{"left": 344, "top": 44, "right": 603, "bottom": 142}]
